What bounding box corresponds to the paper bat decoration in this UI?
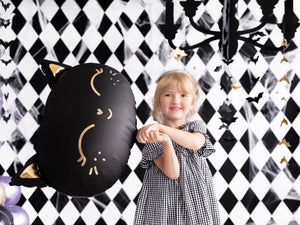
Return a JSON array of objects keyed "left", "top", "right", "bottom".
[
  {"left": 219, "top": 124, "right": 229, "bottom": 130},
  {"left": 0, "top": 76, "right": 15, "bottom": 86},
  {"left": 222, "top": 59, "right": 234, "bottom": 65},
  {"left": 231, "top": 83, "right": 242, "bottom": 90},
  {"left": 249, "top": 55, "right": 259, "bottom": 64},
  {"left": 1, "top": 112, "right": 11, "bottom": 122},
  {"left": 251, "top": 76, "right": 260, "bottom": 83},
  {"left": 246, "top": 92, "right": 263, "bottom": 103},
  {"left": 280, "top": 56, "right": 288, "bottom": 63},
  {"left": 214, "top": 65, "right": 222, "bottom": 72},
  {"left": 0, "top": 0, "right": 10, "bottom": 11},
  {"left": 4, "top": 93, "right": 8, "bottom": 100},
  {"left": 220, "top": 116, "right": 238, "bottom": 126},
  {"left": 1, "top": 59, "right": 12, "bottom": 65},
  {"left": 278, "top": 138, "right": 291, "bottom": 147},
  {"left": 0, "top": 39, "right": 15, "bottom": 49},
  {"left": 280, "top": 156, "right": 289, "bottom": 166},
  {"left": 0, "top": 18, "right": 10, "bottom": 28},
  {"left": 279, "top": 75, "right": 290, "bottom": 84},
  {"left": 280, "top": 118, "right": 288, "bottom": 126}
]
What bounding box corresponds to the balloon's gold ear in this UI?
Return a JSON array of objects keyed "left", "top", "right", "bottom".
[
  {"left": 40, "top": 59, "right": 71, "bottom": 89},
  {"left": 10, "top": 155, "right": 47, "bottom": 188}
]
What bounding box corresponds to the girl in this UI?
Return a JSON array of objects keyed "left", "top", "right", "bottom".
[{"left": 134, "top": 70, "right": 220, "bottom": 225}]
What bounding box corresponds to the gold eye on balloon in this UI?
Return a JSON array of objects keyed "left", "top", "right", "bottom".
[{"left": 91, "top": 69, "right": 103, "bottom": 96}]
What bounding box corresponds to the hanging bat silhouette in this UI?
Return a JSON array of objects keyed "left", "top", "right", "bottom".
[
  {"left": 246, "top": 92, "right": 263, "bottom": 103},
  {"left": 0, "top": 0, "right": 10, "bottom": 11},
  {"left": 219, "top": 102, "right": 232, "bottom": 113},
  {"left": 0, "top": 76, "right": 15, "bottom": 85},
  {"left": 279, "top": 75, "right": 289, "bottom": 84},
  {"left": 219, "top": 124, "right": 229, "bottom": 130},
  {"left": 249, "top": 31, "right": 265, "bottom": 38},
  {"left": 2, "top": 113, "right": 11, "bottom": 122},
  {"left": 1, "top": 59, "right": 12, "bottom": 65},
  {"left": 0, "top": 39, "right": 15, "bottom": 49},
  {"left": 280, "top": 156, "right": 289, "bottom": 166},
  {"left": 214, "top": 65, "right": 222, "bottom": 72},
  {"left": 280, "top": 118, "right": 288, "bottom": 126},
  {"left": 231, "top": 83, "right": 242, "bottom": 90},
  {"left": 4, "top": 93, "right": 8, "bottom": 100},
  {"left": 278, "top": 138, "right": 291, "bottom": 147},
  {"left": 222, "top": 59, "right": 234, "bottom": 65},
  {"left": 280, "top": 56, "right": 288, "bottom": 63},
  {"left": 249, "top": 55, "right": 259, "bottom": 64},
  {"left": 251, "top": 76, "right": 260, "bottom": 83},
  {"left": 0, "top": 18, "right": 10, "bottom": 28},
  {"left": 220, "top": 116, "right": 238, "bottom": 126}
]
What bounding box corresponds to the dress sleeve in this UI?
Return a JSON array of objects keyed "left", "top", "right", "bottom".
[
  {"left": 140, "top": 142, "right": 163, "bottom": 168},
  {"left": 189, "top": 120, "right": 216, "bottom": 157}
]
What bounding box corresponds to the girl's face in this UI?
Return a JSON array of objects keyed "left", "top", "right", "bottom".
[{"left": 159, "top": 85, "right": 194, "bottom": 127}]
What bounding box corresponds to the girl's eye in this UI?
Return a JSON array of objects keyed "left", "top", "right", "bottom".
[
  {"left": 165, "top": 93, "right": 171, "bottom": 97},
  {"left": 181, "top": 94, "right": 187, "bottom": 97}
]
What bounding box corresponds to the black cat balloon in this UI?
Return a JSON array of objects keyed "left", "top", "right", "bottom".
[{"left": 11, "top": 60, "right": 137, "bottom": 197}]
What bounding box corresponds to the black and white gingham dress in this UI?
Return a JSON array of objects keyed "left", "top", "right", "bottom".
[{"left": 134, "top": 120, "right": 220, "bottom": 225}]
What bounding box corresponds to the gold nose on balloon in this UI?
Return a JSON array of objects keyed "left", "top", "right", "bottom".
[{"left": 97, "top": 109, "right": 103, "bottom": 115}]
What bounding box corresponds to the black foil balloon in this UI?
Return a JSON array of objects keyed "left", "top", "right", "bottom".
[
  {"left": 11, "top": 60, "right": 137, "bottom": 197},
  {"left": 0, "top": 204, "right": 13, "bottom": 225}
]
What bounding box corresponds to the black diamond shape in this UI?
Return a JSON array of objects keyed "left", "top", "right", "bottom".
[
  {"left": 95, "top": 217, "right": 107, "bottom": 225},
  {"left": 29, "top": 188, "right": 48, "bottom": 212},
  {"left": 119, "top": 164, "right": 131, "bottom": 183},
  {"left": 262, "top": 189, "right": 281, "bottom": 213},
  {"left": 121, "top": 69, "right": 133, "bottom": 85},
  {"left": 119, "top": 13, "right": 133, "bottom": 31},
  {"left": 239, "top": 102, "right": 258, "bottom": 122},
  {"left": 262, "top": 128, "right": 278, "bottom": 153},
  {"left": 219, "top": 158, "right": 237, "bottom": 183},
  {"left": 241, "top": 188, "right": 259, "bottom": 213},
  {"left": 219, "top": 130, "right": 237, "bottom": 153},
  {"left": 283, "top": 97, "right": 299, "bottom": 123},
  {"left": 74, "top": 217, "right": 85, "bottom": 225},
  {"left": 223, "top": 218, "right": 234, "bottom": 225},
  {"left": 220, "top": 71, "right": 233, "bottom": 94},
  {"left": 116, "top": 218, "right": 127, "bottom": 225},
  {"left": 7, "top": 128, "right": 26, "bottom": 152},
  {"left": 51, "top": 9, "right": 68, "bottom": 33},
  {"left": 0, "top": 164, "right": 4, "bottom": 175},
  {"left": 284, "top": 157, "right": 300, "bottom": 180},
  {"left": 239, "top": 41, "right": 258, "bottom": 61},
  {"left": 206, "top": 158, "right": 216, "bottom": 176},
  {"left": 73, "top": 41, "right": 91, "bottom": 63},
  {"left": 133, "top": 191, "right": 140, "bottom": 205},
  {"left": 198, "top": 99, "right": 215, "bottom": 124},
  {"left": 30, "top": 70, "right": 47, "bottom": 94},
  {"left": 284, "top": 127, "right": 299, "bottom": 153},
  {"left": 29, "top": 38, "right": 47, "bottom": 63},
  {"left": 261, "top": 99, "right": 279, "bottom": 123},
  {"left": 260, "top": 39, "right": 278, "bottom": 63},
  {"left": 115, "top": 41, "right": 125, "bottom": 64},
  {"left": 93, "top": 193, "right": 111, "bottom": 213},
  {"left": 10, "top": 39, "right": 27, "bottom": 64},
  {"left": 53, "top": 217, "right": 64, "bottom": 225},
  {"left": 197, "top": 43, "right": 215, "bottom": 65},
  {"left": 220, "top": 188, "right": 238, "bottom": 213},
  {"left": 197, "top": 11, "right": 215, "bottom": 30},
  {"left": 31, "top": 12, "right": 44, "bottom": 34},
  {"left": 136, "top": 100, "right": 151, "bottom": 124},
  {"left": 16, "top": 194, "right": 26, "bottom": 207},
  {"left": 261, "top": 158, "right": 280, "bottom": 183},
  {"left": 239, "top": 70, "right": 259, "bottom": 94},
  {"left": 74, "top": 0, "right": 87, "bottom": 8},
  {"left": 113, "top": 188, "right": 130, "bottom": 213},
  {"left": 136, "top": 41, "right": 153, "bottom": 65},
  {"left": 98, "top": 14, "right": 112, "bottom": 36},
  {"left": 136, "top": 11, "right": 151, "bottom": 36},
  {"left": 32, "top": 217, "right": 43, "bottom": 225},
  {"left": 283, "top": 189, "right": 300, "bottom": 213},
  {"left": 50, "top": 192, "right": 69, "bottom": 213},
  {"left": 29, "top": 98, "right": 44, "bottom": 124},
  {"left": 260, "top": 69, "right": 277, "bottom": 93},
  {"left": 12, "top": 8, "right": 26, "bottom": 35},
  {"left": 53, "top": 39, "right": 70, "bottom": 62},
  {"left": 240, "top": 129, "right": 258, "bottom": 152},
  {"left": 199, "top": 71, "right": 215, "bottom": 94},
  {"left": 134, "top": 164, "right": 146, "bottom": 182},
  {"left": 218, "top": 103, "right": 236, "bottom": 119},
  {"left": 7, "top": 160, "right": 23, "bottom": 177},
  {"left": 94, "top": 41, "right": 112, "bottom": 64},
  {"left": 240, "top": 158, "right": 259, "bottom": 183},
  {"left": 71, "top": 197, "right": 89, "bottom": 213},
  {"left": 290, "top": 73, "right": 299, "bottom": 93},
  {"left": 135, "top": 72, "right": 151, "bottom": 95},
  {"left": 98, "top": 1, "right": 112, "bottom": 11}
]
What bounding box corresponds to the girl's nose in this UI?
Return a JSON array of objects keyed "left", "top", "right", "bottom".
[{"left": 172, "top": 94, "right": 180, "bottom": 103}]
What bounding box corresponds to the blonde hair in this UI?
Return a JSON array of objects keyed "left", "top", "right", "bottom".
[{"left": 151, "top": 70, "right": 200, "bottom": 123}]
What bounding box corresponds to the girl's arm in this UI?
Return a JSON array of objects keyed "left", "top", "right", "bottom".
[
  {"left": 137, "top": 124, "right": 205, "bottom": 150},
  {"left": 144, "top": 131, "right": 180, "bottom": 179}
]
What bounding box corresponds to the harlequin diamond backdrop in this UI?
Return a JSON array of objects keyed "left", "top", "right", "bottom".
[{"left": 0, "top": 0, "right": 299, "bottom": 224}]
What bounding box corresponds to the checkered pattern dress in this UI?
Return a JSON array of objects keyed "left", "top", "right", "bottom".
[{"left": 134, "top": 120, "right": 220, "bottom": 225}]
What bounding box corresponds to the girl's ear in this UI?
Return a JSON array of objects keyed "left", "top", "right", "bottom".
[{"left": 40, "top": 59, "right": 71, "bottom": 89}]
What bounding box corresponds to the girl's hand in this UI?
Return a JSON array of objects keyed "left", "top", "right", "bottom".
[
  {"left": 136, "top": 124, "right": 161, "bottom": 143},
  {"left": 147, "top": 130, "right": 169, "bottom": 144}
]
